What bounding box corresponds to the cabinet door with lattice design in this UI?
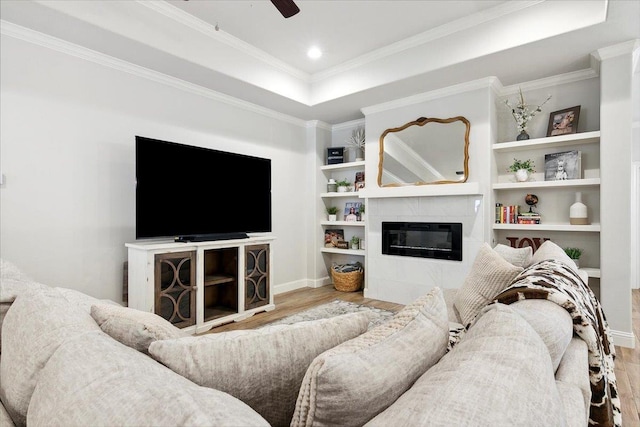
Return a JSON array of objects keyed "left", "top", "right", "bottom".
[
  {"left": 245, "top": 244, "right": 270, "bottom": 310},
  {"left": 154, "top": 251, "right": 196, "bottom": 328}
]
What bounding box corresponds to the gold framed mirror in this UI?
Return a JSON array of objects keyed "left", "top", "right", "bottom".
[{"left": 377, "top": 116, "right": 470, "bottom": 187}]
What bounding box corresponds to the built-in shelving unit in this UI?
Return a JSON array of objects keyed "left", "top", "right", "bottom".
[
  {"left": 491, "top": 131, "right": 601, "bottom": 295},
  {"left": 320, "top": 160, "right": 366, "bottom": 275}
]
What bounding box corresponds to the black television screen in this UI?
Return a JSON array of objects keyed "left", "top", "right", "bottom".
[{"left": 135, "top": 136, "right": 271, "bottom": 241}]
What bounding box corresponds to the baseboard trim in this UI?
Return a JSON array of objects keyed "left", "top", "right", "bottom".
[{"left": 611, "top": 329, "right": 636, "bottom": 348}]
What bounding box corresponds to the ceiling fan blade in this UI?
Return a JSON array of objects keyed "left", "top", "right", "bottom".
[{"left": 270, "top": 0, "right": 300, "bottom": 18}]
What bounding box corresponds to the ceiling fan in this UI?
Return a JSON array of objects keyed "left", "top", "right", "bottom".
[
  {"left": 182, "top": 0, "right": 300, "bottom": 19},
  {"left": 270, "top": 0, "right": 300, "bottom": 18}
]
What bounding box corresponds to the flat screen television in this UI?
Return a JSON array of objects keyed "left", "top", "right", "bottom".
[{"left": 135, "top": 136, "right": 271, "bottom": 241}]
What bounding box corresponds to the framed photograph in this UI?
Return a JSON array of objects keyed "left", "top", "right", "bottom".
[
  {"left": 344, "top": 202, "right": 362, "bottom": 221},
  {"left": 324, "top": 229, "right": 344, "bottom": 248},
  {"left": 546, "top": 106, "right": 580, "bottom": 137},
  {"left": 544, "top": 150, "right": 581, "bottom": 181},
  {"left": 354, "top": 171, "right": 365, "bottom": 191}
]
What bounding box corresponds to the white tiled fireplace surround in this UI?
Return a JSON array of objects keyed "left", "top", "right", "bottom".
[{"left": 365, "top": 194, "right": 484, "bottom": 305}]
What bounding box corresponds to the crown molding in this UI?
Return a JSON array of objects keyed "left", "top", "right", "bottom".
[
  {"left": 331, "top": 118, "right": 365, "bottom": 131},
  {"left": 592, "top": 39, "right": 640, "bottom": 61},
  {"left": 311, "top": 1, "right": 543, "bottom": 83},
  {"left": 137, "top": 1, "right": 310, "bottom": 82},
  {"left": 305, "top": 120, "right": 332, "bottom": 131},
  {"left": 0, "top": 20, "right": 307, "bottom": 128},
  {"left": 499, "top": 68, "right": 599, "bottom": 96},
  {"left": 361, "top": 76, "right": 499, "bottom": 116}
]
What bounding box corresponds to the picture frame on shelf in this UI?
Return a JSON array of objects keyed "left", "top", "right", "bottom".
[
  {"left": 344, "top": 202, "right": 362, "bottom": 221},
  {"left": 354, "top": 171, "right": 365, "bottom": 192},
  {"left": 546, "top": 106, "right": 580, "bottom": 137},
  {"left": 544, "top": 150, "right": 581, "bottom": 181},
  {"left": 324, "top": 229, "right": 345, "bottom": 248},
  {"left": 336, "top": 240, "right": 350, "bottom": 250},
  {"left": 326, "top": 147, "right": 345, "bottom": 165}
]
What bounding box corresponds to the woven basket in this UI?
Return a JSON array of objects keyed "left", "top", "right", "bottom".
[{"left": 331, "top": 268, "right": 364, "bottom": 292}]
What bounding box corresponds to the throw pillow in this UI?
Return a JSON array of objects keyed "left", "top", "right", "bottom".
[
  {"left": 493, "top": 243, "right": 532, "bottom": 267},
  {"left": 290, "top": 287, "right": 449, "bottom": 427},
  {"left": 453, "top": 243, "right": 523, "bottom": 326},
  {"left": 27, "top": 331, "right": 269, "bottom": 427},
  {"left": 365, "top": 304, "right": 564, "bottom": 427},
  {"left": 148, "top": 311, "right": 371, "bottom": 427},
  {"left": 91, "top": 303, "right": 182, "bottom": 353},
  {"left": 0, "top": 290, "right": 101, "bottom": 426},
  {"left": 529, "top": 240, "right": 579, "bottom": 271}
]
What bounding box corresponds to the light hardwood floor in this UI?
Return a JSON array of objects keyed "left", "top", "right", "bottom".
[{"left": 207, "top": 287, "right": 640, "bottom": 426}]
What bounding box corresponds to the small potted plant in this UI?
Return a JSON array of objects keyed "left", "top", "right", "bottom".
[
  {"left": 508, "top": 158, "right": 535, "bottom": 182},
  {"left": 350, "top": 235, "right": 360, "bottom": 250},
  {"left": 358, "top": 204, "right": 365, "bottom": 221},
  {"left": 326, "top": 206, "right": 338, "bottom": 222},
  {"left": 336, "top": 178, "right": 351, "bottom": 193},
  {"left": 563, "top": 247, "right": 582, "bottom": 268}
]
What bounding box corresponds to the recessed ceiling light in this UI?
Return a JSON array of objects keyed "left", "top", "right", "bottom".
[{"left": 307, "top": 46, "right": 322, "bottom": 60}]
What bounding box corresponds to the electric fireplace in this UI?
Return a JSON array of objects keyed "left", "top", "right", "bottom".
[{"left": 382, "top": 222, "right": 462, "bottom": 261}]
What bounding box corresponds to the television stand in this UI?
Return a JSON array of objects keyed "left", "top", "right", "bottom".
[
  {"left": 126, "top": 236, "right": 274, "bottom": 334},
  {"left": 175, "top": 232, "right": 249, "bottom": 243}
]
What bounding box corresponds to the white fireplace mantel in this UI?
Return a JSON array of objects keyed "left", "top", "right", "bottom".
[{"left": 357, "top": 182, "right": 481, "bottom": 199}]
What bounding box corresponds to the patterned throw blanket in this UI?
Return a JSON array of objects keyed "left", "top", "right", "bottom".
[{"left": 493, "top": 259, "right": 621, "bottom": 427}]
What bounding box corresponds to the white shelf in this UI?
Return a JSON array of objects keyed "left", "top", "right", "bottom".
[
  {"left": 492, "top": 223, "right": 601, "bottom": 232},
  {"left": 492, "top": 178, "right": 600, "bottom": 190},
  {"left": 321, "top": 247, "right": 365, "bottom": 256},
  {"left": 580, "top": 267, "right": 601, "bottom": 278},
  {"left": 321, "top": 161, "right": 365, "bottom": 172},
  {"left": 357, "top": 182, "right": 481, "bottom": 198},
  {"left": 321, "top": 191, "right": 361, "bottom": 198},
  {"left": 493, "top": 131, "right": 600, "bottom": 152},
  {"left": 321, "top": 221, "right": 365, "bottom": 226}
]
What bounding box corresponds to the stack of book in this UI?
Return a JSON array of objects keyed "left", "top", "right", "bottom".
[
  {"left": 495, "top": 204, "right": 519, "bottom": 224},
  {"left": 517, "top": 211, "right": 542, "bottom": 224}
]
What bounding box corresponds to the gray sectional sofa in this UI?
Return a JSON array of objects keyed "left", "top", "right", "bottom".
[{"left": 0, "top": 240, "right": 617, "bottom": 427}]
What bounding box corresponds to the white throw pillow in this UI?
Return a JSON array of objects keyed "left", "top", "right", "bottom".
[
  {"left": 493, "top": 243, "right": 532, "bottom": 268},
  {"left": 529, "top": 240, "right": 579, "bottom": 271},
  {"left": 453, "top": 243, "right": 523, "bottom": 326},
  {"left": 149, "top": 311, "right": 371, "bottom": 427},
  {"left": 291, "top": 287, "right": 449, "bottom": 427},
  {"left": 91, "top": 303, "right": 182, "bottom": 353}
]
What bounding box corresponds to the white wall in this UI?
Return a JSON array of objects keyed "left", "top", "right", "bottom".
[
  {"left": 0, "top": 36, "right": 309, "bottom": 302},
  {"left": 361, "top": 84, "right": 492, "bottom": 302}
]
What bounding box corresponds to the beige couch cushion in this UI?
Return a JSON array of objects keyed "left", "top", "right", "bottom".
[
  {"left": 27, "top": 330, "right": 269, "bottom": 427},
  {"left": 510, "top": 299, "right": 573, "bottom": 371},
  {"left": 291, "top": 287, "right": 449, "bottom": 427},
  {"left": 149, "top": 311, "right": 370, "bottom": 427},
  {"left": 366, "top": 303, "right": 565, "bottom": 427},
  {"left": 493, "top": 243, "right": 533, "bottom": 267},
  {"left": 0, "top": 290, "right": 101, "bottom": 426},
  {"left": 91, "top": 303, "right": 182, "bottom": 353},
  {"left": 529, "top": 240, "right": 578, "bottom": 271},
  {"left": 454, "top": 243, "right": 523, "bottom": 325}
]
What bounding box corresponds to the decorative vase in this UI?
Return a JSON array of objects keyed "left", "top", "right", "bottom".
[
  {"left": 516, "top": 130, "right": 530, "bottom": 140},
  {"left": 327, "top": 179, "right": 337, "bottom": 193},
  {"left": 337, "top": 186, "right": 348, "bottom": 193},
  {"left": 515, "top": 169, "right": 529, "bottom": 182},
  {"left": 569, "top": 192, "right": 589, "bottom": 225},
  {"left": 328, "top": 214, "right": 337, "bottom": 222},
  {"left": 572, "top": 258, "right": 580, "bottom": 268}
]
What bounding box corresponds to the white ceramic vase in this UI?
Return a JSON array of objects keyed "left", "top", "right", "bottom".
[
  {"left": 328, "top": 214, "right": 337, "bottom": 222},
  {"left": 515, "top": 169, "right": 529, "bottom": 182},
  {"left": 569, "top": 192, "right": 589, "bottom": 225}
]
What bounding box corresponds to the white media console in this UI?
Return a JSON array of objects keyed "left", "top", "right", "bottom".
[{"left": 126, "top": 236, "right": 274, "bottom": 334}]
